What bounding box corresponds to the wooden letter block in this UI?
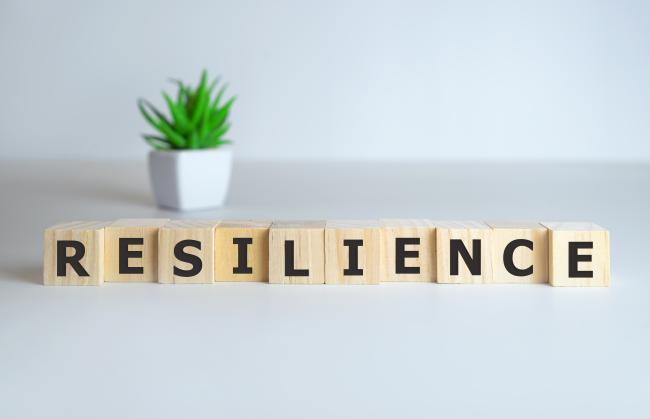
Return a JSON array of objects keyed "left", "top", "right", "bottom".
[
  {"left": 543, "top": 222, "right": 611, "bottom": 287},
  {"left": 488, "top": 221, "right": 548, "bottom": 284},
  {"left": 104, "top": 218, "right": 169, "bottom": 282},
  {"left": 325, "top": 220, "right": 381, "bottom": 284},
  {"left": 269, "top": 221, "right": 325, "bottom": 284},
  {"left": 379, "top": 219, "right": 436, "bottom": 282},
  {"left": 43, "top": 221, "right": 111, "bottom": 286},
  {"left": 436, "top": 221, "right": 493, "bottom": 284},
  {"left": 215, "top": 220, "right": 271, "bottom": 282},
  {"left": 158, "top": 220, "right": 219, "bottom": 284}
]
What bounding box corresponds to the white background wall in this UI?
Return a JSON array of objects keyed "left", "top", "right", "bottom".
[{"left": 1, "top": 0, "right": 648, "bottom": 161}]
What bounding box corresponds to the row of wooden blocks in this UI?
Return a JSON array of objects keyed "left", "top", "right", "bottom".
[{"left": 43, "top": 219, "right": 611, "bottom": 287}]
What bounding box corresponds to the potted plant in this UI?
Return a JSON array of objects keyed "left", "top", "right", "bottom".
[{"left": 138, "top": 70, "right": 235, "bottom": 210}]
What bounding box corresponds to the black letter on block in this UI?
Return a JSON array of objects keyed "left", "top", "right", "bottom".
[
  {"left": 56, "top": 240, "right": 89, "bottom": 277},
  {"left": 450, "top": 239, "right": 481, "bottom": 275},
  {"left": 343, "top": 239, "right": 364, "bottom": 276},
  {"left": 285, "top": 240, "right": 309, "bottom": 276},
  {"left": 174, "top": 240, "right": 202, "bottom": 277},
  {"left": 233, "top": 237, "right": 253, "bottom": 274},
  {"left": 396, "top": 238, "right": 420, "bottom": 274},
  {"left": 569, "top": 242, "right": 593, "bottom": 278},
  {"left": 503, "top": 239, "right": 533, "bottom": 276},
  {"left": 119, "top": 237, "right": 144, "bottom": 274}
]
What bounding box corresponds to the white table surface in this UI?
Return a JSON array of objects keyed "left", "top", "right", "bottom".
[{"left": 1, "top": 160, "right": 649, "bottom": 419}]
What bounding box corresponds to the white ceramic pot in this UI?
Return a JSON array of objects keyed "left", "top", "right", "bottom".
[{"left": 148, "top": 146, "right": 233, "bottom": 211}]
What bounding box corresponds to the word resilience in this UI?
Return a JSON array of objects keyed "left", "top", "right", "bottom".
[{"left": 43, "top": 219, "right": 611, "bottom": 287}]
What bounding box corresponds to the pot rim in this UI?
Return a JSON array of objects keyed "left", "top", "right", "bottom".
[{"left": 149, "top": 145, "right": 233, "bottom": 155}]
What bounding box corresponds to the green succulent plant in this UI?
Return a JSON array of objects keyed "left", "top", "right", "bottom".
[{"left": 138, "top": 70, "right": 235, "bottom": 150}]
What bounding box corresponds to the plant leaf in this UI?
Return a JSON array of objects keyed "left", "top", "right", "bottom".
[
  {"left": 163, "top": 91, "right": 190, "bottom": 134},
  {"left": 138, "top": 99, "right": 186, "bottom": 148},
  {"left": 189, "top": 70, "right": 209, "bottom": 129},
  {"left": 169, "top": 78, "right": 191, "bottom": 103},
  {"left": 208, "top": 76, "right": 221, "bottom": 95},
  {"left": 211, "top": 84, "right": 228, "bottom": 110},
  {"left": 189, "top": 130, "right": 199, "bottom": 149},
  {"left": 143, "top": 134, "right": 172, "bottom": 150},
  {"left": 208, "top": 97, "right": 235, "bottom": 131},
  {"left": 140, "top": 99, "right": 172, "bottom": 126},
  {"left": 202, "top": 123, "right": 230, "bottom": 147},
  {"left": 199, "top": 79, "right": 218, "bottom": 138},
  {"left": 138, "top": 99, "right": 163, "bottom": 131}
]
